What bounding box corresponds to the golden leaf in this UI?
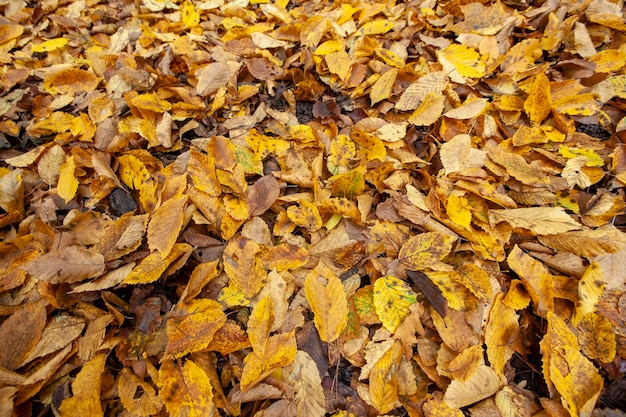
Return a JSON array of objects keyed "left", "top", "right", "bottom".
[
  {"left": 397, "top": 232, "right": 457, "bottom": 270},
  {"left": 43, "top": 68, "right": 101, "bottom": 96},
  {"left": 325, "top": 50, "right": 351, "bottom": 81},
  {"left": 351, "top": 130, "right": 386, "bottom": 162},
  {"left": 57, "top": 154, "right": 79, "bottom": 204},
  {"left": 408, "top": 92, "right": 446, "bottom": 126},
  {"left": 438, "top": 44, "right": 486, "bottom": 79},
  {"left": 541, "top": 312, "right": 603, "bottom": 417},
  {"left": 370, "top": 341, "right": 402, "bottom": 414},
  {"left": 164, "top": 299, "right": 226, "bottom": 359},
  {"left": 507, "top": 245, "right": 555, "bottom": 316},
  {"left": 358, "top": 20, "right": 394, "bottom": 36},
  {"left": 287, "top": 201, "right": 323, "bottom": 232},
  {"left": 304, "top": 265, "right": 349, "bottom": 342},
  {"left": 485, "top": 294, "right": 519, "bottom": 376},
  {"left": 223, "top": 236, "right": 266, "bottom": 299},
  {"left": 59, "top": 353, "right": 107, "bottom": 417},
  {"left": 118, "top": 367, "right": 163, "bottom": 416},
  {"left": 328, "top": 166, "right": 366, "bottom": 199},
  {"left": 373, "top": 275, "right": 417, "bottom": 333},
  {"left": 123, "top": 243, "right": 192, "bottom": 285},
  {"left": 240, "top": 331, "right": 297, "bottom": 391},
  {"left": 158, "top": 359, "right": 215, "bottom": 417},
  {"left": 147, "top": 195, "right": 187, "bottom": 257},
  {"left": 572, "top": 262, "right": 604, "bottom": 325},
  {"left": 524, "top": 72, "right": 552, "bottom": 125},
  {"left": 577, "top": 312, "right": 616, "bottom": 364}
]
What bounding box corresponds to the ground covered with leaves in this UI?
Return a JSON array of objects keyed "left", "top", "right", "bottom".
[{"left": 1, "top": 0, "right": 626, "bottom": 415}]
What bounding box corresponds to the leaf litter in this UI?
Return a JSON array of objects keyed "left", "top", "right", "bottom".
[{"left": 1, "top": 0, "right": 626, "bottom": 416}]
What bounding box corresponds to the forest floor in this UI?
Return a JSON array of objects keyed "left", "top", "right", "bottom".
[{"left": 0, "top": 0, "right": 626, "bottom": 416}]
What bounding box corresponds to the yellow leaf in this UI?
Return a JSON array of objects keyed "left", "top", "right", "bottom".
[
  {"left": 223, "top": 236, "right": 266, "bottom": 299},
  {"left": 287, "top": 200, "right": 323, "bottom": 231},
  {"left": 147, "top": 195, "right": 187, "bottom": 256},
  {"left": 446, "top": 192, "right": 472, "bottom": 230},
  {"left": 408, "top": 92, "right": 446, "bottom": 126},
  {"left": 485, "top": 294, "right": 519, "bottom": 376},
  {"left": 328, "top": 165, "right": 366, "bottom": 199},
  {"left": 358, "top": 20, "right": 394, "bottom": 36},
  {"left": 123, "top": 243, "right": 192, "bottom": 285},
  {"left": 589, "top": 49, "right": 626, "bottom": 73},
  {"left": 370, "top": 68, "right": 398, "bottom": 105},
  {"left": 577, "top": 312, "right": 616, "bottom": 363},
  {"left": 325, "top": 50, "right": 351, "bottom": 81},
  {"left": 438, "top": 44, "right": 486, "bottom": 79},
  {"left": 375, "top": 48, "right": 404, "bottom": 67},
  {"left": 445, "top": 344, "right": 484, "bottom": 382},
  {"left": 489, "top": 207, "right": 582, "bottom": 235},
  {"left": 541, "top": 312, "right": 603, "bottom": 417},
  {"left": 423, "top": 270, "right": 471, "bottom": 311},
  {"left": 181, "top": 0, "right": 200, "bottom": 28},
  {"left": 304, "top": 264, "right": 349, "bottom": 342},
  {"left": 59, "top": 353, "right": 106, "bottom": 417},
  {"left": 158, "top": 359, "right": 215, "bottom": 417},
  {"left": 328, "top": 134, "right": 357, "bottom": 173},
  {"left": 118, "top": 367, "right": 163, "bottom": 416},
  {"left": 443, "top": 365, "right": 504, "bottom": 409},
  {"left": 314, "top": 40, "right": 344, "bottom": 55},
  {"left": 558, "top": 145, "right": 604, "bottom": 167},
  {"left": 397, "top": 232, "right": 457, "bottom": 270},
  {"left": 572, "top": 262, "right": 604, "bottom": 325},
  {"left": 188, "top": 147, "right": 222, "bottom": 197},
  {"left": 351, "top": 130, "right": 386, "bottom": 162},
  {"left": 240, "top": 331, "right": 297, "bottom": 391},
  {"left": 370, "top": 341, "right": 402, "bottom": 414},
  {"left": 117, "top": 152, "right": 159, "bottom": 212},
  {"left": 524, "top": 72, "right": 552, "bottom": 125},
  {"left": 57, "top": 154, "right": 78, "bottom": 204},
  {"left": 31, "top": 37, "right": 68, "bottom": 53},
  {"left": 373, "top": 275, "right": 417, "bottom": 333},
  {"left": 129, "top": 93, "right": 172, "bottom": 113},
  {"left": 506, "top": 245, "right": 555, "bottom": 316},
  {"left": 164, "top": 299, "right": 226, "bottom": 359}
]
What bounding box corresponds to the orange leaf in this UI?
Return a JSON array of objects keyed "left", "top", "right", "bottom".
[
  {"left": 164, "top": 299, "right": 226, "bottom": 359},
  {"left": 43, "top": 68, "right": 101, "bottom": 95}
]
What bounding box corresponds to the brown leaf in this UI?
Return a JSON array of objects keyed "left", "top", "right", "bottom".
[
  {"left": 0, "top": 301, "right": 47, "bottom": 370},
  {"left": 22, "top": 246, "right": 106, "bottom": 284}
]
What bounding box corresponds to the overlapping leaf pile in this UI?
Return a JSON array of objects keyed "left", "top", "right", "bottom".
[{"left": 1, "top": 0, "right": 626, "bottom": 415}]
